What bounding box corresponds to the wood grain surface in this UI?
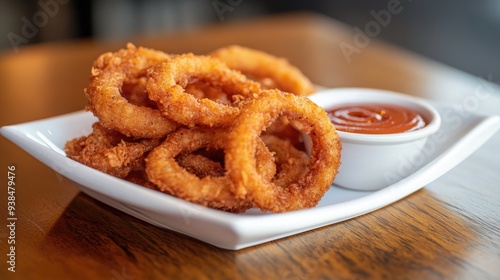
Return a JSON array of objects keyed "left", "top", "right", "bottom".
[{"left": 1, "top": 13, "right": 499, "bottom": 280}]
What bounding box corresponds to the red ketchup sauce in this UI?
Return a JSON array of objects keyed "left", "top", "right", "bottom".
[{"left": 327, "top": 103, "right": 427, "bottom": 134}]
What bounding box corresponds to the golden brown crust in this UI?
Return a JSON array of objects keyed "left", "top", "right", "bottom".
[
  {"left": 225, "top": 89, "right": 341, "bottom": 212},
  {"left": 85, "top": 43, "right": 178, "bottom": 138},
  {"left": 66, "top": 44, "right": 340, "bottom": 213},
  {"left": 210, "top": 45, "right": 316, "bottom": 95}
]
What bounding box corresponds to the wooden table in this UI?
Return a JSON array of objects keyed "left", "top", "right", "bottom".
[{"left": 1, "top": 13, "right": 499, "bottom": 280}]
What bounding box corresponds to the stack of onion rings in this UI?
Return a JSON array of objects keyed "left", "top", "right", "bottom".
[{"left": 65, "top": 44, "right": 341, "bottom": 213}]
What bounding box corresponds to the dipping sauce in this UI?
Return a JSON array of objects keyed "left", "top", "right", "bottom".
[{"left": 327, "top": 103, "right": 426, "bottom": 134}]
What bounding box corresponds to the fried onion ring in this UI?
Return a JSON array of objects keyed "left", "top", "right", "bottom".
[
  {"left": 145, "top": 127, "right": 276, "bottom": 213},
  {"left": 146, "top": 53, "right": 261, "bottom": 127},
  {"left": 85, "top": 43, "right": 178, "bottom": 138},
  {"left": 64, "top": 122, "right": 161, "bottom": 178},
  {"left": 225, "top": 89, "right": 341, "bottom": 212},
  {"left": 210, "top": 45, "right": 316, "bottom": 95}
]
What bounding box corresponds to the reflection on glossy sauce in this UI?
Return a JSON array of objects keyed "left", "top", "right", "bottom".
[{"left": 327, "top": 103, "right": 426, "bottom": 134}]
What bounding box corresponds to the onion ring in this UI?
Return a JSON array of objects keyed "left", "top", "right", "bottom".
[
  {"left": 225, "top": 89, "right": 341, "bottom": 212},
  {"left": 146, "top": 53, "right": 261, "bottom": 127},
  {"left": 210, "top": 45, "right": 316, "bottom": 95},
  {"left": 64, "top": 122, "right": 161, "bottom": 178},
  {"left": 145, "top": 127, "right": 276, "bottom": 213},
  {"left": 85, "top": 43, "right": 178, "bottom": 138}
]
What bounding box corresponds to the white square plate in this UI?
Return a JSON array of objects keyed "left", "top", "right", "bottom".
[{"left": 2, "top": 100, "right": 499, "bottom": 250}]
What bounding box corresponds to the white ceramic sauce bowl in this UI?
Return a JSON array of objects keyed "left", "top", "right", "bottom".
[{"left": 307, "top": 88, "right": 441, "bottom": 191}]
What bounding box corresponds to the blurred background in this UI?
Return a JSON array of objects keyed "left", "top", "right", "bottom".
[{"left": 1, "top": 0, "right": 499, "bottom": 83}]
